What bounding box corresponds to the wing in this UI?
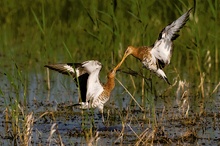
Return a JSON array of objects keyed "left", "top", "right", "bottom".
[
  {"left": 151, "top": 9, "right": 191, "bottom": 66},
  {"left": 76, "top": 73, "right": 89, "bottom": 102},
  {"left": 81, "top": 60, "right": 104, "bottom": 102},
  {"left": 45, "top": 60, "right": 103, "bottom": 102},
  {"left": 157, "top": 8, "right": 191, "bottom": 41},
  {"left": 45, "top": 62, "right": 89, "bottom": 102},
  {"left": 44, "top": 63, "right": 87, "bottom": 78}
]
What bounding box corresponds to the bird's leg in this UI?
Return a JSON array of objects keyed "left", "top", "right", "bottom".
[
  {"left": 97, "top": 105, "right": 105, "bottom": 123},
  {"left": 102, "top": 112, "right": 105, "bottom": 123},
  {"left": 96, "top": 111, "right": 105, "bottom": 123}
]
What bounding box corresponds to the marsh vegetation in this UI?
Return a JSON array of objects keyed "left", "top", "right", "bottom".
[{"left": 0, "top": 0, "right": 220, "bottom": 145}]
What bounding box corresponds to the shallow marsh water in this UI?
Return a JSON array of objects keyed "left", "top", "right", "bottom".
[{"left": 0, "top": 0, "right": 220, "bottom": 145}]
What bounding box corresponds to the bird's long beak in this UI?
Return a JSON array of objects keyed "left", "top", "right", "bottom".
[{"left": 114, "top": 53, "right": 129, "bottom": 72}]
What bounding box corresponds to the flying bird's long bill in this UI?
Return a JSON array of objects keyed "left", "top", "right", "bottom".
[{"left": 115, "top": 53, "right": 129, "bottom": 71}]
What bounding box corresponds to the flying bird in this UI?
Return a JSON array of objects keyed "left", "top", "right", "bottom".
[
  {"left": 45, "top": 60, "right": 120, "bottom": 122},
  {"left": 116, "top": 9, "right": 192, "bottom": 85}
]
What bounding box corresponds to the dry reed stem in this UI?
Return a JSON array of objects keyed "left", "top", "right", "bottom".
[
  {"left": 10, "top": 103, "right": 34, "bottom": 146},
  {"left": 47, "top": 123, "right": 57, "bottom": 145},
  {"left": 204, "top": 50, "right": 211, "bottom": 73},
  {"left": 18, "top": 102, "right": 24, "bottom": 116},
  {"left": 23, "top": 112, "right": 34, "bottom": 146},
  {"left": 213, "top": 113, "right": 217, "bottom": 129},
  {"left": 34, "top": 111, "right": 54, "bottom": 122},
  {"left": 56, "top": 126, "right": 64, "bottom": 146},
  {"left": 127, "top": 124, "right": 139, "bottom": 138},
  {"left": 4, "top": 108, "right": 9, "bottom": 136},
  {"left": 47, "top": 123, "right": 64, "bottom": 146},
  {"left": 130, "top": 75, "right": 136, "bottom": 89},
  {"left": 34, "top": 112, "right": 64, "bottom": 146},
  {"left": 181, "top": 91, "right": 190, "bottom": 118},
  {"left": 115, "top": 77, "right": 144, "bottom": 111},
  {"left": 198, "top": 72, "right": 205, "bottom": 115},
  {"left": 3, "top": 106, "right": 18, "bottom": 143},
  {"left": 176, "top": 80, "right": 190, "bottom": 117},
  {"left": 198, "top": 72, "right": 205, "bottom": 98},
  {"left": 135, "top": 128, "right": 156, "bottom": 146},
  {"left": 114, "top": 107, "right": 130, "bottom": 144},
  {"left": 46, "top": 68, "right": 51, "bottom": 90},
  {"left": 87, "top": 132, "right": 100, "bottom": 146},
  {"left": 141, "top": 78, "right": 145, "bottom": 107},
  {"left": 211, "top": 81, "right": 220, "bottom": 95},
  {"left": 33, "top": 111, "right": 64, "bottom": 145}
]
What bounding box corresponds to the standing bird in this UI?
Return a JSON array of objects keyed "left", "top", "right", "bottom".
[
  {"left": 45, "top": 60, "right": 120, "bottom": 122},
  {"left": 116, "top": 9, "right": 192, "bottom": 85}
]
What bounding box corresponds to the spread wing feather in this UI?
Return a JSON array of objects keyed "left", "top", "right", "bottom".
[
  {"left": 151, "top": 9, "right": 192, "bottom": 66},
  {"left": 44, "top": 63, "right": 87, "bottom": 78},
  {"left": 45, "top": 60, "right": 103, "bottom": 103}
]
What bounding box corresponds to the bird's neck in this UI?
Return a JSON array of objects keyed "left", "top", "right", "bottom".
[
  {"left": 131, "top": 47, "right": 145, "bottom": 61},
  {"left": 88, "top": 71, "right": 100, "bottom": 83},
  {"left": 86, "top": 70, "right": 103, "bottom": 97},
  {"left": 104, "top": 76, "right": 115, "bottom": 92}
]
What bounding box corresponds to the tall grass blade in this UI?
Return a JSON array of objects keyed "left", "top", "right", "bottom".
[{"left": 31, "top": 8, "right": 45, "bottom": 34}]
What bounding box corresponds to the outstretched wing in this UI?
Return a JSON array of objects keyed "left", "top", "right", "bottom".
[
  {"left": 157, "top": 8, "right": 192, "bottom": 41},
  {"left": 45, "top": 62, "right": 89, "bottom": 102},
  {"left": 151, "top": 9, "right": 191, "bottom": 67},
  {"left": 44, "top": 63, "right": 87, "bottom": 78},
  {"left": 45, "top": 60, "right": 104, "bottom": 103}
]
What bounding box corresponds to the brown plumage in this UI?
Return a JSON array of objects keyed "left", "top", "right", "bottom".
[
  {"left": 116, "top": 9, "right": 192, "bottom": 84},
  {"left": 45, "top": 60, "right": 121, "bottom": 122}
]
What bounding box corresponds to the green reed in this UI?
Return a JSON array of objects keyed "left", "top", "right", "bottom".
[
  {"left": 0, "top": 0, "right": 220, "bottom": 144},
  {"left": 2, "top": 64, "right": 32, "bottom": 145}
]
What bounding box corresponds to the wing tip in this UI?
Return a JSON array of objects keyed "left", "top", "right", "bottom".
[
  {"left": 44, "top": 64, "right": 55, "bottom": 69},
  {"left": 164, "top": 76, "right": 171, "bottom": 85},
  {"left": 44, "top": 63, "right": 77, "bottom": 77},
  {"left": 44, "top": 64, "right": 50, "bottom": 68},
  {"left": 188, "top": 7, "right": 193, "bottom": 13}
]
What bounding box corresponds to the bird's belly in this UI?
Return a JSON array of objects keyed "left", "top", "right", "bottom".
[
  {"left": 142, "top": 59, "right": 157, "bottom": 72},
  {"left": 86, "top": 86, "right": 104, "bottom": 102},
  {"left": 92, "top": 95, "right": 109, "bottom": 108}
]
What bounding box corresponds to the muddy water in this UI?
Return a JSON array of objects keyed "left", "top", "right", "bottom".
[
  {"left": 0, "top": 73, "right": 220, "bottom": 145},
  {"left": 0, "top": 1, "right": 219, "bottom": 145}
]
